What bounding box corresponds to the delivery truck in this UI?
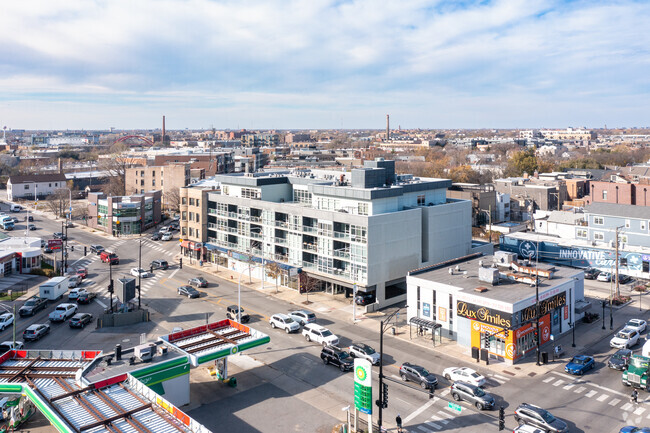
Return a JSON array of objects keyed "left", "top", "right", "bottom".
[{"left": 39, "top": 276, "right": 69, "bottom": 301}]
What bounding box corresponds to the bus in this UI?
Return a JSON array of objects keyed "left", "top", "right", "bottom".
[{"left": 0, "top": 216, "right": 14, "bottom": 231}]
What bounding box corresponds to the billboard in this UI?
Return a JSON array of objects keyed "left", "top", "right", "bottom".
[{"left": 48, "top": 239, "right": 63, "bottom": 250}]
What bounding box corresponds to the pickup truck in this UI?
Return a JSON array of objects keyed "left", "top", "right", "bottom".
[{"left": 48, "top": 303, "right": 77, "bottom": 322}]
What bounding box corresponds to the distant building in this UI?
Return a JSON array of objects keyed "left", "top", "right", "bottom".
[
  {"left": 538, "top": 128, "right": 596, "bottom": 141},
  {"left": 7, "top": 173, "right": 68, "bottom": 201},
  {"left": 125, "top": 164, "right": 191, "bottom": 210},
  {"left": 241, "top": 133, "right": 279, "bottom": 147},
  {"left": 87, "top": 191, "right": 162, "bottom": 236},
  {"left": 446, "top": 184, "right": 497, "bottom": 226},
  {"left": 285, "top": 132, "right": 312, "bottom": 144},
  {"left": 153, "top": 152, "right": 234, "bottom": 177}
]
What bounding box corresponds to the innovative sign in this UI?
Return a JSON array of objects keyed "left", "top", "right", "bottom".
[
  {"left": 456, "top": 301, "right": 512, "bottom": 328},
  {"left": 353, "top": 359, "right": 372, "bottom": 415}
]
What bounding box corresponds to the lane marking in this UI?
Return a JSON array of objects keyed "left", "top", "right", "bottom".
[
  {"left": 573, "top": 386, "right": 586, "bottom": 394},
  {"left": 634, "top": 407, "right": 646, "bottom": 415},
  {"left": 424, "top": 421, "right": 441, "bottom": 430},
  {"left": 597, "top": 394, "right": 610, "bottom": 402},
  {"left": 543, "top": 377, "right": 554, "bottom": 383},
  {"left": 95, "top": 299, "right": 107, "bottom": 308},
  {"left": 563, "top": 384, "right": 575, "bottom": 390},
  {"left": 553, "top": 380, "right": 564, "bottom": 386},
  {"left": 609, "top": 398, "right": 621, "bottom": 406},
  {"left": 585, "top": 390, "right": 598, "bottom": 398},
  {"left": 621, "top": 402, "right": 634, "bottom": 411},
  {"left": 403, "top": 400, "right": 437, "bottom": 424},
  {"left": 550, "top": 371, "right": 629, "bottom": 397},
  {"left": 169, "top": 268, "right": 180, "bottom": 280},
  {"left": 417, "top": 427, "right": 434, "bottom": 433}
]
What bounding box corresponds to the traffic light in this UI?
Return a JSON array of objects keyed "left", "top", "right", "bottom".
[
  {"left": 382, "top": 382, "right": 388, "bottom": 409},
  {"left": 108, "top": 279, "right": 114, "bottom": 294},
  {"left": 533, "top": 329, "right": 538, "bottom": 340},
  {"left": 84, "top": 246, "right": 87, "bottom": 256},
  {"left": 498, "top": 406, "right": 505, "bottom": 430},
  {"left": 504, "top": 329, "right": 509, "bottom": 338},
  {"left": 484, "top": 333, "right": 490, "bottom": 346},
  {"left": 179, "top": 258, "right": 183, "bottom": 269},
  {"left": 71, "top": 245, "right": 74, "bottom": 252}
]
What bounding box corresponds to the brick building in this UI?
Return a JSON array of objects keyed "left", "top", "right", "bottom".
[
  {"left": 125, "top": 164, "right": 190, "bottom": 211},
  {"left": 152, "top": 152, "right": 234, "bottom": 177}
]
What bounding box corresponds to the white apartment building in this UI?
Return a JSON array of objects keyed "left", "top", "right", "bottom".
[
  {"left": 7, "top": 173, "right": 68, "bottom": 201},
  {"left": 205, "top": 159, "right": 485, "bottom": 310}
]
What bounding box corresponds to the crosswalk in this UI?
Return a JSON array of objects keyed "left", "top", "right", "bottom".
[
  {"left": 543, "top": 372, "right": 650, "bottom": 419},
  {"left": 409, "top": 389, "right": 486, "bottom": 433}
]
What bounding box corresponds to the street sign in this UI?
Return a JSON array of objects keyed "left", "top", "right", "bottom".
[
  {"left": 48, "top": 239, "right": 63, "bottom": 250},
  {"left": 354, "top": 359, "right": 372, "bottom": 415},
  {"left": 448, "top": 402, "right": 462, "bottom": 413}
]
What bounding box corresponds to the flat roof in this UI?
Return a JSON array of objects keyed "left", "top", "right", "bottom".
[
  {"left": 504, "top": 230, "right": 650, "bottom": 255},
  {"left": 409, "top": 254, "right": 583, "bottom": 306}
]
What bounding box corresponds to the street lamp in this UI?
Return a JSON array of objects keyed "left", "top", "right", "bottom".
[
  {"left": 602, "top": 300, "right": 606, "bottom": 330},
  {"left": 0, "top": 304, "right": 17, "bottom": 349},
  {"left": 378, "top": 305, "right": 407, "bottom": 430},
  {"left": 237, "top": 263, "right": 263, "bottom": 323}
]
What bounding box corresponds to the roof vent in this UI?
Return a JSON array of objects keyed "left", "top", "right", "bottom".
[{"left": 448, "top": 268, "right": 454, "bottom": 275}]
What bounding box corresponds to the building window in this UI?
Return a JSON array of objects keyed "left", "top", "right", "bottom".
[
  {"left": 182, "top": 227, "right": 187, "bottom": 236},
  {"left": 55, "top": 183, "right": 58, "bottom": 187},
  {"left": 152, "top": 180, "right": 155, "bottom": 186},
  {"left": 196, "top": 199, "right": 200, "bottom": 207},
  {"left": 189, "top": 228, "right": 194, "bottom": 237},
  {"left": 24, "top": 185, "right": 29, "bottom": 190},
  {"left": 358, "top": 202, "right": 368, "bottom": 215},
  {"left": 417, "top": 195, "right": 425, "bottom": 206},
  {"left": 141, "top": 189, "right": 144, "bottom": 194},
  {"left": 195, "top": 214, "right": 200, "bottom": 222},
  {"left": 190, "top": 198, "right": 195, "bottom": 206},
  {"left": 602, "top": 190, "right": 608, "bottom": 200},
  {"left": 182, "top": 212, "right": 187, "bottom": 220},
  {"left": 621, "top": 257, "right": 627, "bottom": 267},
  {"left": 49, "top": 183, "right": 52, "bottom": 187},
  {"left": 152, "top": 171, "right": 155, "bottom": 177},
  {"left": 594, "top": 216, "right": 604, "bottom": 225},
  {"left": 576, "top": 229, "right": 587, "bottom": 238},
  {"left": 642, "top": 221, "right": 647, "bottom": 231},
  {"left": 182, "top": 197, "right": 187, "bottom": 205},
  {"left": 140, "top": 180, "right": 144, "bottom": 186},
  {"left": 594, "top": 232, "right": 604, "bottom": 241},
  {"left": 189, "top": 212, "right": 194, "bottom": 221},
  {"left": 141, "top": 170, "right": 144, "bottom": 176},
  {"left": 161, "top": 180, "right": 163, "bottom": 186},
  {"left": 241, "top": 188, "right": 261, "bottom": 200}
]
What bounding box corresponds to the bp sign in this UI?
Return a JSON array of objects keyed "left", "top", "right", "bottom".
[{"left": 354, "top": 359, "right": 372, "bottom": 415}]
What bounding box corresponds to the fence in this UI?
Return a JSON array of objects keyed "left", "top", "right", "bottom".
[{"left": 97, "top": 309, "right": 150, "bottom": 328}]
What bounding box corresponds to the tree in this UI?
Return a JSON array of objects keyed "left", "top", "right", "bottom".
[
  {"left": 299, "top": 273, "right": 320, "bottom": 304},
  {"left": 97, "top": 143, "right": 142, "bottom": 196},
  {"left": 165, "top": 188, "right": 181, "bottom": 213},
  {"left": 45, "top": 189, "right": 70, "bottom": 218},
  {"left": 265, "top": 262, "right": 282, "bottom": 293},
  {"left": 504, "top": 148, "right": 538, "bottom": 177}
]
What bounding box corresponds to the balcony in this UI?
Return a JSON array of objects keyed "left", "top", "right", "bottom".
[
  {"left": 303, "top": 226, "right": 317, "bottom": 233},
  {"left": 208, "top": 208, "right": 218, "bottom": 215},
  {"left": 275, "top": 221, "right": 288, "bottom": 228},
  {"left": 228, "top": 212, "right": 238, "bottom": 218},
  {"left": 333, "top": 249, "right": 350, "bottom": 259},
  {"left": 333, "top": 232, "right": 350, "bottom": 240},
  {"left": 302, "top": 261, "right": 317, "bottom": 270},
  {"left": 250, "top": 216, "right": 262, "bottom": 223},
  {"left": 274, "top": 254, "right": 288, "bottom": 263},
  {"left": 249, "top": 232, "right": 262, "bottom": 239},
  {"left": 274, "top": 237, "right": 288, "bottom": 245},
  {"left": 303, "top": 243, "right": 317, "bottom": 252}
]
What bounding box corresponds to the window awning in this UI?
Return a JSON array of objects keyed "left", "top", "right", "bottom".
[{"left": 180, "top": 240, "right": 190, "bottom": 248}]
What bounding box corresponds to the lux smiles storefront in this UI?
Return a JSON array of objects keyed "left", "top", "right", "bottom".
[{"left": 407, "top": 254, "right": 588, "bottom": 365}]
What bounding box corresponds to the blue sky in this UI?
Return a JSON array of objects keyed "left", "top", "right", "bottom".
[{"left": 0, "top": 0, "right": 648, "bottom": 130}]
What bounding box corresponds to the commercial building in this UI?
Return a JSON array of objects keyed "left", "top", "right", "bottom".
[
  {"left": 205, "top": 159, "right": 484, "bottom": 309},
  {"left": 179, "top": 179, "right": 220, "bottom": 260},
  {"left": 407, "top": 253, "right": 587, "bottom": 365},
  {"left": 7, "top": 173, "right": 68, "bottom": 201},
  {"left": 87, "top": 191, "right": 162, "bottom": 235},
  {"left": 125, "top": 164, "right": 191, "bottom": 210}
]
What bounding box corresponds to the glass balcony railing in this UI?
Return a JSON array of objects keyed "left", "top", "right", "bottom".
[
  {"left": 333, "top": 250, "right": 350, "bottom": 259},
  {"left": 303, "top": 226, "right": 317, "bottom": 233},
  {"left": 274, "top": 237, "right": 287, "bottom": 245},
  {"left": 333, "top": 232, "right": 350, "bottom": 240},
  {"left": 249, "top": 232, "right": 262, "bottom": 239},
  {"left": 303, "top": 243, "right": 317, "bottom": 252}
]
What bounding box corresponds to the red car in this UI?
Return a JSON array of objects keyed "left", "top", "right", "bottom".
[{"left": 76, "top": 268, "right": 87, "bottom": 279}]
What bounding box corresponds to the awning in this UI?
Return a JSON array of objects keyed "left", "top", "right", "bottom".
[
  {"left": 180, "top": 241, "right": 190, "bottom": 248},
  {"left": 575, "top": 300, "right": 591, "bottom": 314},
  {"left": 188, "top": 242, "right": 202, "bottom": 251}
]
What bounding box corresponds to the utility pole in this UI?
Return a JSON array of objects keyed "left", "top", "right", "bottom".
[
  {"left": 138, "top": 236, "right": 142, "bottom": 309},
  {"left": 60, "top": 221, "right": 65, "bottom": 275},
  {"left": 488, "top": 205, "right": 492, "bottom": 243},
  {"left": 535, "top": 239, "right": 541, "bottom": 366},
  {"left": 615, "top": 226, "right": 621, "bottom": 298}
]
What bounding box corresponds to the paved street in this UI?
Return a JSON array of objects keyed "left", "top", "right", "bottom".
[{"left": 2, "top": 201, "right": 650, "bottom": 432}]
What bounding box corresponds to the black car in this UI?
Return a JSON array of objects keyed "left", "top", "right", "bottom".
[
  {"left": 450, "top": 382, "right": 495, "bottom": 410},
  {"left": 321, "top": 345, "right": 354, "bottom": 372},
  {"left": 64, "top": 221, "right": 74, "bottom": 228},
  {"left": 43, "top": 246, "right": 53, "bottom": 254},
  {"left": 514, "top": 403, "right": 569, "bottom": 433},
  {"left": 23, "top": 324, "right": 50, "bottom": 341},
  {"left": 28, "top": 215, "right": 34, "bottom": 222},
  {"left": 178, "top": 285, "right": 200, "bottom": 299},
  {"left": 28, "top": 224, "right": 37, "bottom": 230},
  {"left": 151, "top": 260, "right": 169, "bottom": 270},
  {"left": 19, "top": 297, "right": 48, "bottom": 317},
  {"left": 76, "top": 292, "right": 96, "bottom": 305},
  {"left": 226, "top": 305, "right": 250, "bottom": 323},
  {"left": 355, "top": 292, "right": 375, "bottom": 306},
  {"left": 608, "top": 349, "right": 633, "bottom": 371},
  {"left": 399, "top": 362, "right": 438, "bottom": 389},
  {"left": 69, "top": 313, "right": 93, "bottom": 328},
  {"left": 188, "top": 277, "right": 208, "bottom": 288},
  {"left": 151, "top": 232, "right": 162, "bottom": 241},
  {"left": 90, "top": 245, "right": 104, "bottom": 254},
  {"left": 618, "top": 274, "right": 633, "bottom": 284},
  {"left": 53, "top": 232, "right": 67, "bottom": 240},
  {"left": 584, "top": 268, "right": 600, "bottom": 280}
]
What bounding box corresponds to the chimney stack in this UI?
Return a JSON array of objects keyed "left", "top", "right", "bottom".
[
  {"left": 386, "top": 114, "right": 390, "bottom": 141},
  {"left": 162, "top": 115, "right": 166, "bottom": 145},
  {"left": 58, "top": 158, "right": 62, "bottom": 174}
]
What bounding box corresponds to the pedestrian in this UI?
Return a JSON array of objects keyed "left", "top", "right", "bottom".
[
  {"left": 632, "top": 389, "right": 639, "bottom": 404},
  {"left": 396, "top": 414, "right": 402, "bottom": 433}
]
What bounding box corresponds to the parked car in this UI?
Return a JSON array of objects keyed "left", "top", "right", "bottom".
[
  {"left": 53, "top": 232, "right": 67, "bottom": 241},
  {"left": 0, "top": 341, "right": 24, "bottom": 353},
  {"left": 0, "top": 313, "right": 14, "bottom": 331},
  {"left": 269, "top": 314, "right": 300, "bottom": 333},
  {"left": 68, "top": 288, "right": 88, "bottom": 301},
  {"left": 302, "top": 323, "right": 339, "bottom": 347},
  {"left": 76, "top": 268, "right": 88, "bottom": 279},
  {"left": 513, "top": 403, "right": 568, "bottom": 433},
  {"left": 23, "top": 324, "right": 50, "bottom": 341},
  {"left": 27, "top": 215, "right": 34, "bottom": 222},
  {"left": 188, "top": 277, "right": 208, "bottom": 288},
  {"left": 177, "top": 285, "right": 200, "bottom": 299},
  {"left": 348, "top": 342, "right": 380, "bottom": 365},
  {"left": 565, "top": 355, "right": 595, "bottom": 375},
  {"left": 226, "top": 305, "right": 250, "bottom": 323},
  {"left": 150, "top": 259, "right": 169, "bottom": 270},
  {"left": 626, "top": 319, "right": 647, "bottom": 333},
  {"left": 355, "top": 292, "right": 375, "bottom": 306},
  {"left": 131, "top": 268, "right": 153, "bottom": 278},
  {"left": 19, "top": 297, "right": 48, "bottom": 317},
  {"left": 40, "top": 239, "right": 46, "bottom": 248},
  {"left": 620, "top": 428, "right": 650, "bottom": 433},
  {"left": 584, "top": 268, "right": 600, "bottom": 280},
  {"left": 399, "top": 362, "right": 438, "bottom": 389},
  {"left": 48, "top": 303, "right": 78, "bottom": 322},
  {"left": 28, "top": 224, "right": 37, "bottom": 231},
  {"left": 610, "top": 327, "right": 641, "bottom": 349},
  {"left": 442, "top": 367, "right": 486, "bottom": 387},
  {"left": 151, "top": 232, "right": 162, "bottom": 241},
  {"left": 90, "top": 245, "right": 104, "bottom": 254},
  {"left": 608, "top": 349, "right": 633, "bottom": 371},
  {"left": 76, "top": 292, "right": 97, "bottom": 305},
  {"left": 450, "top": 381, "right": 495, "bottom": 410},
  {"left": 69, "top": 313, "right": 93, "bottom": 328},
  {"left": 597, "top": 272, "right": 612, "bottom": 282},
  {"left": 68, "top": 275, "right": 82, "bottom": 289},
  {"left": 288, "top": 310, "right": 316, "bottom": 326},
  {"left": 161, "top": 232, "right": 173, "bottom": 241},
  {"left": 320, "top": 345, "right": 354, "bottom": 371},
  {"left": 619, "top": 274, "right": 634, "bottom": 284},
  {"left": 64, "top": 221, "right": 74, "bottom": 228}
]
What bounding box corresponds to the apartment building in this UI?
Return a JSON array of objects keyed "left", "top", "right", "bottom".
[
  {"left": 152, "top": 152, "right": 234, "bottom": 177},
  {"left": 241, "top": 133, "right": 279, "bottom": 147},
  {"left": 125, "top": 164, "right": 190, "bottom": 210},
  {"left": 446, "top": 183, "right": 497, "bottom": 226},
  {"left": 204, "top": 159, "right": 483, "bottom": 309},
  {"left": 179, "top": 180, "right": 219, "bottom": 260}
]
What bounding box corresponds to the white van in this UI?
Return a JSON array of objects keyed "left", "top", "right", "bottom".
[
  {"left": 642, "top": 339, "right": 650, "bottom": 358},
  {"left": 10, "top": 204, "right": 21, "bottom": 212}
]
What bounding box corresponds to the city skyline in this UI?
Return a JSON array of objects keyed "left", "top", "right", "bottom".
[{"left": 1, "top": 0, "right": 648, "bottom": 130}]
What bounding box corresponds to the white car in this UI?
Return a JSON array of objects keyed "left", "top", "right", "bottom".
[
  {"left": 348, "top": 342, "right": 380, "bottom": 365},
  {"left": 269, "top": 314, "right": 301, "bottom": 334},
  {"left": 68, "top": 288, "right": 88, "bottom": 301},
  {"left": 302, "top": 323, "right": 339, "bottom": 347},
  {"left": 161, "top": 232, "right": 173, "bottom": 241},
  {"left": 0, "top": 313, "right": 13, "bottom": 331},
  {"left": 597, "top": 272, "right": 612, "bottom": 282},
  {"left": 68, "top": 275, "right": 82, "bottom": 288},
  {"left": 48, "top": 303, "right": 78, "bottom": 322},
  {"left": 130, "top": 268, "right": 153, "bottom": 278},
  {"left": 626, "top": 319, "right": 647, "bottom": 333},
  {"left": 442, "top": 367, "right": 486, "bottom": 387},
  {"left": 610, "top": 327, "right": 640, "bottom": 349},
  {"left": 0, "top": 341, "right": 23, "bottom": 352},
  {"left": 288, "top": 310, "right": 316, "bottom": 326}
]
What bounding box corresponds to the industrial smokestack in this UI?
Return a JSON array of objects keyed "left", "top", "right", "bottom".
[
  {"left": 162, "top": 115, "right": 166, "bottom": 145},
  {"left": 386, "top": 114, "right": 390, "bottom": 142}
]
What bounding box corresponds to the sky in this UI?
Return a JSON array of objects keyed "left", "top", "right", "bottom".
[{"left": 0, "top": 0, "right": 648, "bottom": 130}]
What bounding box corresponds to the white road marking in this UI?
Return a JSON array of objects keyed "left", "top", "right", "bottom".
[
  {"left": 439, "top": 389, "right": 449, "bottom": 397},
  {"left": 417, "top": 427, "right": 434, "bottom": 433},
  {"left": 95, "top": 299, "right": 107, "bottom": 308},
  {"left": 543, "top": 377, "right": 555, "bottom": 383},
  {"left": 621, "top": 402, "right": 634, "bottom": 411},
  {"left": 609, "top": 398, "right": 621, "bottom": 406},
  {"left": 404, "top": 400, "right": 437, "bottom": 424},
  {"left": 550, "top": 371, "right": 629, "bottom": 397},
  {"left": 169, "top": 268, "right": 180, "bottom": 280},
  {"left": 563, "top": 384, "right": 575, "bottom": 390},
  {"left": 634, "top": 407, "right": 646, "bottom": 415},
  {"left": 574, "top": 386, "right": 586, "bottom": 394},
  {"left": 424, "top": 421, "right": 441, "bottom": 430},
  {"left": 585, "top": 390, "right": 598, "bottom": 398},
  {"left": 553, "top": 380, "right": 564, "bottom": 386},
  {"left": 492, "top": 374, "right": 509, "bottom": 381},
  {"left": 597, "top": 394, "right": 610, "bottom": 402}
]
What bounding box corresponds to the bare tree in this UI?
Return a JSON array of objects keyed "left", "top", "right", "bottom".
[
  {"left": 101, "top": 176, "right": 126, "bottom": 197},
  {"left": 299, "top": 273, "right": 320, "bottom": 304},
  {"left": 97, "top": 142, "right": 142, "bottom": 196},
  {"left": 45, "top": 189, "right": 69, "bottom": 218},
  {"left": 165, "top": 188, "right": 181, "bottom": 213},
  {"left": 265, "top": 262, "right": 282, "bottom": 293}
]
